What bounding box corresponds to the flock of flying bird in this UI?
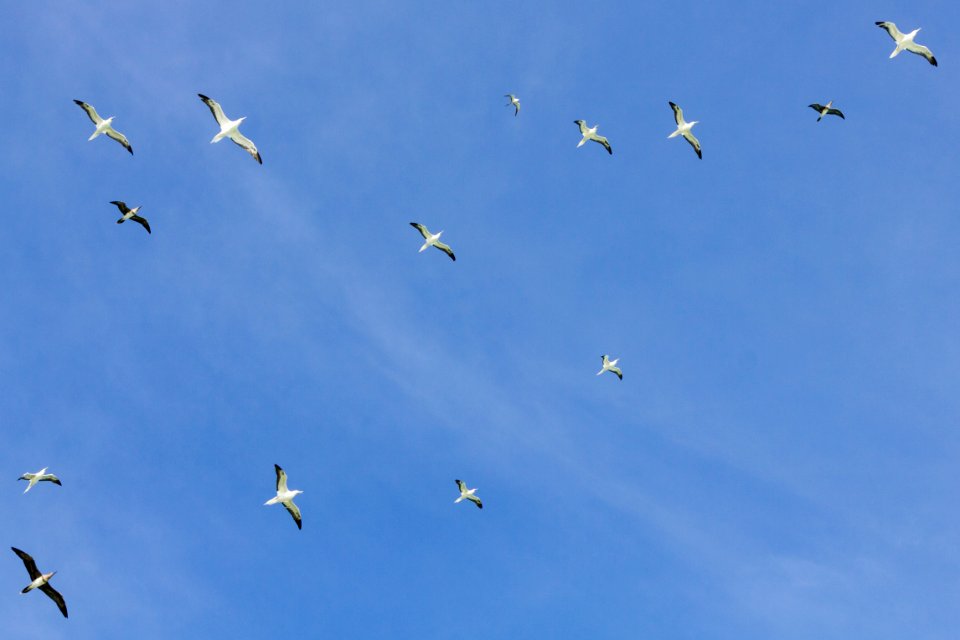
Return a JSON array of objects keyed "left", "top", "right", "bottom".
[{"left": 9, "top": 18, "right": 939, "bottom": 622}]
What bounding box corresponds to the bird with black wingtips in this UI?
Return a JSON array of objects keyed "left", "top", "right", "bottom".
[
  {"left": 11, "top": 547, "right": 68, "bottom": 618},
  {"left": 18, "top": 467, "right": 61, "bottom": 494},
  {"left": 73, "top": 99, "right": 133, "bottom": 155},
  {"left": 198, "top": 94, "right": 262, "bottom": 163},
  {"left": 264, "top": 464, "right": 303, "bottom": 529},
  {"left": 597, "top": 355, "right": 622, "bottom": 380},
  {"left": 574, "top": 120, "right": 612, "bottom": 154},
  {"left": 110, "top": 201, "right": 151, "bottom": 234},
  {"left": 876, "top": 21, "right": 937, "bottom": 66},
  {"left": 410, "top": 222, "right": 456, "bottom": 261},
  {"left": 505, "top": 94, "right": 521, "bottom": 116},
  {"left": 454, "top": 479, "right": 482, "bottom": 509},
  {"left": 809, "top": 101, "right": 845, "bottom": 122},
  {"left": 667, "top": 102, "right": 702, "bottom": 159}
]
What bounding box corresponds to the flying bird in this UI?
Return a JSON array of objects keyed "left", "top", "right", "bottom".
[
  {"left": 11, "top": 548, "right": 67, "bottom": 618},
  {"left": 809, "top": 101, "right": 845, "bottom": 122},
  {"left": 110, "top": 201, "right": 151, "bottom": 234},
  {"left": 574, "top": 120, "right": 612, "bottom": 154},
  {"left": 454, "top": 479, "right": 482, "bottom": 509},
  {"left": 597, "top": 355, "right": 622, "bottom": 380},
  {"left": 876, "top": 22, "right": 937, "bottom": 66},
  {"left": 264, "top": 464, "right": 303, "bottom": 530},
  {"left": 667, "top": 102, "right": 701, "bottom": 159},
  {"left": 505, "top": 94, "right": 521, "bottom": 116},
  {"left": 410, "top": 222, "right": 456, "bottom": 261},
  {"left": 73, "top": 99, "right": 133, "bottom": 155},
  {"left": 198, "top": 94, "right": 262, "bottom": 163},
  {"left": 18, "top": 468, "right": 61, "bottom": 494}
]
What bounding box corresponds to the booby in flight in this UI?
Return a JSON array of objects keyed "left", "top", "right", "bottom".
[
  {"left": 876, "top": 22, "right": 937, "bottom": 66},
  {"left": 454, "top": 479, "right": 482, "bottom": 509},
  {"left": 18, "top": 468, "right": 61, "bottom": 494},
  {"left": 597, "top": 355, "right": 623, "bottom": 380},
  {"left": 505, "top": 94, "right": 521, "bottom": 116},
  {"left": 410, "top": 222, "right": 456, "bottom": 261},
  {"left": 198, "top": 94, "right": 262, "bottom": 163},
  {"left": 11, "top": 548, "right": 68, "bottom": 618},
  {"left": 73, "top": 100, "right": 133, "bottom": 155},
  {"left": 809, "top": 101, "right": 845, "bottom": 122},
  {"left": 110, "top": 201, "right": 151, "bottom": 234},
  {"left": 667, "top": 102, "right": 702, "bottom": 159},
  {"left": 264, "top": 464, "right": 303, "bottom": 530},
  {"left": 574, "top": 120, "right": 612, "bottom": 154}
]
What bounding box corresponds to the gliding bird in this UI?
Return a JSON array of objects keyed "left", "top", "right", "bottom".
[
  {"left": 597, "top": 355, "right": 622, "bottom": 380},
  {"left": 11, "top": 547, "right": 68, "bottom": 618},
  {"left": 73, "top": 100, "right": 133, "bottom": 155},
  {"left": 454, "top": 479, "right": 482, "bottom": 509},
  {"left": 18, "top": 468, "right": 61, "bottom": 494},
  {"left": 876, "top": 22, "right": 937, "bottom": 66},
  {"left": 110, "top": 201, "right": 151, "bottom": 234},
  {"left": 264, "top": 464, "right": 303, "bottom": 530},
  {"left": 574, "top": 120, "right": 612, "bottom": 154},
  {"left": 198, "top": 94, "right": 263, "bottom": 163},
  {"left": 667, "top": 102, "right": 702, "bottom": 159},
  {"left": 410, "top": 222, "right": 456, "bottom": 261},
  {"left": 505, "top": 94, "right": 521, "bottom": 116},
  {"left": 809, "top": 101, "right": 845, "bottom": 122}
]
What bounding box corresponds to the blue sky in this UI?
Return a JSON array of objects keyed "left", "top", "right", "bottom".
[{"left": 2, "top": 0, "right": 959, "bottom": 637}]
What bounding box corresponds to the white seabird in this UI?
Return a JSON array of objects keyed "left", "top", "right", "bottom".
[
  {"left": 18, "top": 468, "right": 61, "bottom": 494},
  {"left": 876, "top": 22, "right": 937, "bottom": 66},
  {"left": 264, "top": 464, "right": 303, "bottom": 530},
  {"left": 574, "top": 120, "right": 612, "bottom": 154},
  {"left": 11, "top": 547, "right": 67, "bottom": 618},
  {"left": 809, "top": 101, "right": 845, "bottom": 122},
  {"left": 73, "top": 100, "right": 133, "bottom": 155},
  {"left": 597, "top": 355, "right": 623, "bottom": 380},
  {"left": 505, "top": 94, "right": 521, "bottom": 116},
  {"left": 110, "top": 201, "right": 151, "bottom": 234},
  {"left": 198, "top": 94, "right": 262, "bottom": 164},
  {"left": 410, "top": 222, "right": 456, "bottom": 261},
  {"left": 667, "top": 102, "right": 702, "bottom": 159},
  {"left": 454, "top": 479, "right": 482, "bottom": 509}
]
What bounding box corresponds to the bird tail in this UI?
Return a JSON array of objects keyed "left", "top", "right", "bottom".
[
  {"left": 21, "top": 585, "right": 32, "bottom": 594},
  {"left": 668, "top": 130, "right": 681, "bottom": 139},
  {"left": 889, "top": 47, "right": 902, "bottom": 59},
  {"left": 264, "top": 497, "right": 279, "bottom": 505},
  {"left": 577, "top": 138, "right": 586, "bottom": 148},
  {"left": 454, "top": 496, "right": 464, "bottom": 503},
  {"left": 88, "top": 131, "right": 101, "bottom": 141},
  {"left": 116, "top": 218, "right": 125, "bottom": 224}
]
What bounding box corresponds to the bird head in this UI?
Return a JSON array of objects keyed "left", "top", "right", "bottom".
[
  {"left": 293, "top": 490, "right": 304, "bottom": 497},
  {"left": 45, "top": 571, "right": 56, "bottom": 581}
]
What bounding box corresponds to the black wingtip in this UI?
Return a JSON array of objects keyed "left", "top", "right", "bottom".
[
  {"left": 931, "top": 57, "right": 938, "bottom": 67},
  {"left": 697, "top": 150, "right": 702, "bottom": 159},
  {"left": 73, "top": 99, "right": 84, "bottom": 106},
  {"left": 275, "top": 464, "right": 282, "bottom": 472},
  {"left": 669, "top": 101, "right": 678, "bottom": 108},
  {"left": 875, "top": 21, "right": 884, "bottom": 26},
  {"left": 256, "top": 152, "right": 263, "bottom": 164},
  {"left": 198, "top": 93, "right": 209, "bottom": 100},
  {"left": 296, "top": 520, "right": 302, "bottom": 530},
  {"left": 127, "top": 146, "right": 134, "bottom": 155}
]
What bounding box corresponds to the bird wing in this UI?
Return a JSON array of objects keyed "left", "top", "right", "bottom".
[
  {"left": 409, "top": 222, "right": 431, "bottom": 239},
  {"left": 682, "top": 130, "right": 702, "bottom": 159},
  {"left": 39, "top": 583, "right": 68, "bottom": 618},
  {"left": 875, "top": 21, "right": 903, "bottom": 42},
  {"left": 808, "top": 104, "right": 825, "bottom": 112},
  {"left": 130, "top": 215, "right": 151, "bottom": 234},
  {"left": 40, "top": 475, "right": 62, "bottom": 486},
  {"left": 610, "top": 366, "right": 623, "bottom": 380},
  {"left": 904, "top": 41, "right": 937, "bottom": 66},
  {"left": 592, "top": 135, "right": 612, "bottom": 155},
  {"left": 18, "top": 473, "right": 34, "bottom": 482},
  {"left": 229, "top": 130, "right": 262, "bottom": 164},
  {"left": 601, "top": 355, "right": 610, "bottom": 366},
  {"left": 283, "top": 500, "right": 302, "bottom": 530},
  {"left": 275, "top": 464, "right": 288, "bottom": 493},
  {"left": 669, "top": 101, "right": 685, "bottom": 126},
  {"left": 73, "top": 100, "right": 103, "bottom": 125},
  {"left": 434, "top": 241, "right": 456, "bottom": 261},
  {"left": 826, "top": 108, "right": 845, "bottom": 119},
  {"left": 514, "top": 103, "right": 520, "bottom": 116},
  {"left": 466, "top": 493, "right": 483, "bottom": 509},
  {"left": 455, "top": 479, "right": 467, "bottom": 494},
  {"left": 574, "top": 120, "right": 588, "bottom": 135},
  {"left": 105, "top": 128, "right": 133, "bottom": 155},
  {"left": 110, "top": 200, "right": 131, "bottom": 214},
  {"left": 198, "top": 94, "right": 229, "bottom": 127},
  {"left": 11, "top": 547, "right": 41, "bottom": 580}
]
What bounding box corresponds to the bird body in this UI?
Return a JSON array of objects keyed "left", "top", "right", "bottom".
[
  {"left": 597, "top": 354, "right": 623, "bottom": 380},
  {"left": 574, "top": 120, "right": 612, "bottom": 154},
  {"left": 18, "top": 468, "right": 61, "bottom": 494},
  {"left": 265, "top": 464, "right": 303, "bottom": 529},
  {"left": 667, "top": 102, "right": 702, "bottom": 158},
  {"left": 198, "top": 94, "right": 262, "bottom": 163},
  {"left": 455, "top": 479, "right": 482, "bottom": 509},
  {"left": 410, "top": 222, "right": 456, "bottom": 261},
  {"left": 73, "top": 100, "right": 133, "bottom": 154},
  {"left": 876, "top": 22, "right": 937, "bottom": 66}
]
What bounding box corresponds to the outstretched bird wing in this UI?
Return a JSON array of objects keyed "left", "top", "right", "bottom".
[
  {"left": 73, "top": 100, "right": 103, "bottom": 125},
  {"left": 40, "top": 474, "right": 62, "bottom": 486},
  {"left": 39, "top": 583, "right": 68, "bottom": 618},
  {"left": 434, "top": 241, "right": 456, "bottom": 261},
  {"left": 825, "top": 108, "right": 845, "bottom": 119},
  {"left": 110, "top": 200, "right": 131, "bottom": 215},
  {"left": 283, "top": 500, "right": 303, "bottom": 529},
  {"left": 198, "top": 94, "right": 229, "bottom": 127},
  {"left": 275, "top": 464, "right": 288, "bottom": 493},
  {"left": 904, "top": 41, "right": 937, "bottom": 66},
  {"left": 875, "top": 21, "right": 904, "bottom": 42},
  {"left": 466, "top": 493, "right": 483, "bottom": 509},
  {"left": 682, "top": 131, "right": 702, "bottom": 159},
  {"left": 130, "top": 215, "right": 151, "bottom": 234},
  {"left": 229, "top": 130, "right": 262, "bottom": 164},
  {"left": 669, "top": 101, "right": 686, "bottom": 126},
  {"left": 105, "top": 128, "right": 133, "bottom": 155},
  {"left": 574, "top": 120, "right": 589, "bottom": 135},
  {"left": 11, "top": 547, "right": 41, "bottom": 580},
  {"left": 592, "top": 135, "right": 612, "bottom": 155},
  {"left": 410, "top": 222, "right": 431, "bottom": 239},
  {"left": 455, "top": 479, "right": 468, "bottom": 493}
]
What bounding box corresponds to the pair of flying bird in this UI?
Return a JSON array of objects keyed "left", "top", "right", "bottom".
[
  {"left": 73, "top": 94, "right": 261, "bottom": 163},
  {"left": 573, "top": 102, "right": 702, "bottom": 158}
]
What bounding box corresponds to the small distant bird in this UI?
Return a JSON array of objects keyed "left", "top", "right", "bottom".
[
  {"left": 876, "top": 22, "right": 937, "bottom": 66},
  {"left": 18, "top": 468, "right": 61, "bottom": 494},
  {"left": 454, "top": 479, "right": 482, "bottom": 509},
  {"left": 809, "top": 101, "right": 845, "bottom": 122},
  {"left": 11, "top": 548, "right": 67, "bottom": 618},
  {"left": 597, "top": 355, "right": 622, "bottom": 380},
  {"left": 264, "top": 464, "right": 303, "bottom": 530},
  {"left": 73, "top": 100, "right": 133, "bottom": 155},
  {"left": 198, "top": 94, "right": 262, "bottom": 164},
  {"left": 667, "top": 102, "right": 701, "bottom": 159},
  {"left": 110, "top": 201, "right": 151, "bottom": 234},
  {"left": 410, "top": 222, "right": 456, "bottom": 261},
  {"left": 505, "top": 94, "right": 521, "bottom": 116},
  {"left": 574, "top": 120, "right": 612, "bottom": 154}
]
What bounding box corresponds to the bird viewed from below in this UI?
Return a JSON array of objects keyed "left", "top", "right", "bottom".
[
  {"left": 809, "top": 101, "right": 845, "bottom": 122},
  {"left": 18, "top": 468, "right": 61, "bottom": 494},
  {"left": 573, "top": 120, "right": 612, "bottom": 154},
  {"left": 110, "top": 201, "right": 151, "bottom": 234},
  {"left": 73, "top": 99, "right": 133, "bottom": 155},
  {"left": 198, "top": 94, "right": 263, "bottom": 164},
  {"left": 876, "top": 21, "right": 938, "bottom": 66},
  {"left": 11, "top": 547, "right": 68, "bottom": 618},
  {"left": 264, "top": 464, "right": 303, "bottom": 529},
  {"left": 505, "top": 93, "right": 521, "bottom": 116},
  {"left": 667, "top": 102, "right": 702, "bottom": 159},
  {"left": 454, "top": 479, "right": 482, "bottom": 509},
  {"left": 597, "top": 355, "right": 623, "bottom": 380},
  {"left": 410, "top": 222, "right": 456, "bottom": 261}
]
